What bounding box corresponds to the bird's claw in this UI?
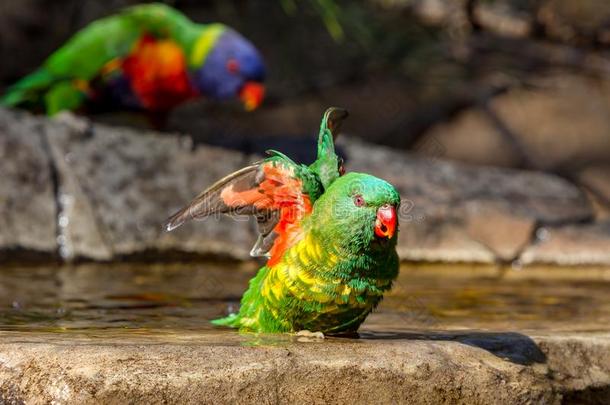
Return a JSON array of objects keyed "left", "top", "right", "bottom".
[{"left": 294, "top": 330, "right": 325, "bottom": 341}]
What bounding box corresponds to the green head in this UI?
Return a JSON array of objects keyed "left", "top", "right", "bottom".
[{"left": 309, "top": 172, "right": 400, "bottom": 255}]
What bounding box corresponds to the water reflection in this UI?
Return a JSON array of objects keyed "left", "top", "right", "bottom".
[{"left": 0, "top": 262, "right": 609, "bottom": 339}]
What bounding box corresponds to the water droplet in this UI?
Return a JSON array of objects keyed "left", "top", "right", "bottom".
[
  {"left": 58, "top": 214, "right": 69, "bottom": 228},
  {"left": 59, "top": 193, "right": 74, "bottom": 207},
  {"left": 511, "top": 259, "right": 523, "bottom": 271},
  {"left": 536, "top": 227, "right": 549, "bottom": 242},
  {"left": 226, "top": 304, "right": 238, "bottom": 315},
  {"left": 59, "top": 245, "right": 72, "bottom": 260}
]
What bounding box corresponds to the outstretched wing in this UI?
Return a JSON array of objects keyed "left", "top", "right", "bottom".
[{"left": 165, "top": 157, "right": 319, "bottom": 266}]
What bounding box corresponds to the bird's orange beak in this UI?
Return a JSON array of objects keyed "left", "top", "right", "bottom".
[
  {"left": 374, "top": 204, "right": 397, "bottom": 239},
  {"left": 239, "top": 81, "right": 265, "bottom": 111}
]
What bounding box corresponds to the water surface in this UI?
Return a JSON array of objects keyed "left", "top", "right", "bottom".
[{"left": 1, "top": 262, "right": 609, "bottom": 344}]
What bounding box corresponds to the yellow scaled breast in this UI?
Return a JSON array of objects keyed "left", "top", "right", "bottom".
[{"left": 260, "top": 234, "right": 369, "bottom": 309}]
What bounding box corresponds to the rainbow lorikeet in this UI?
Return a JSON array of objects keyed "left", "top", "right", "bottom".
[
  {"left": 165, "top": 108, "right": 400, "bottom": 334},
  {"left": 1, "top": 3, "right": 265, "bottom": 116}
]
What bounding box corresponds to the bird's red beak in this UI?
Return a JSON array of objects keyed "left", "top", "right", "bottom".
[
  {"left": 374, "top": 204, "right": 397, "bottom": 239},
  {"left": 239, "top": 81, "right": 265, "bottom": 111}
]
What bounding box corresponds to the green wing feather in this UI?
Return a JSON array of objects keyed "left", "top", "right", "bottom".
[
  {"left": 1, "top": 3, "right": 203, "bottom": 114},
  {"left": 309, "top": 107, "right": 349, "bottom": 189},
  {"left": 0, "top": 69, "right": 55, "bottom": 109}
]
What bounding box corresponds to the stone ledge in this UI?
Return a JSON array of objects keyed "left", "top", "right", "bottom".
[
  {"left": 0, "top": 331, "right": 607, "bottom": 404},
  {"left": 0, "top": 109, "right": 57, "bottom": 253},
  {"left": 520, "top": 222, "right": 610, "bottom": 266}
]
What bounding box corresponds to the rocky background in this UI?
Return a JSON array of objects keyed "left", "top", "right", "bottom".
[
  {"left": 1, "top": 0, "right": 610, "bottom": 265},
  {"left": 2, "top": 107, "right": 608, "bottom": 266}
]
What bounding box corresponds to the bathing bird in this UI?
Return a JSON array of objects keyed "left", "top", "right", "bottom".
[
  {"left": 1, "top": 3, "right": 265, "bottom": 116},
  {"left": 165, "top": 108, "right": 400, "bottom": 334}
]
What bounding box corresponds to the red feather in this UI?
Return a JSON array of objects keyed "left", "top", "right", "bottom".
[
  {"left": 122, "top": 35, "right": 197, "bottom": 110},
  {"left": 220, "top": 162, "right": 312, "bottom": 266}
]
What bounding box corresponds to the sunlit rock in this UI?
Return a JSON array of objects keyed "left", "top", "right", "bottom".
[{"left": 0, "top": 109, "right": 57, "bottom": 258}]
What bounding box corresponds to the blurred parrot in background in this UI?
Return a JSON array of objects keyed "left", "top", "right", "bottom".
[
  {"left": 165, "top": 108, "right": 400, "bottom": 334},
  {"left": 1, "top": 3, "right": 266, "bottom": 116}
]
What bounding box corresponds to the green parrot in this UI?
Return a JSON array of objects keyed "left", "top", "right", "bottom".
[
  {"left": 1, "top": 3, "right": 265, "bottom": 116},
  {"left": 165, "top": 108, "right": 400, "bottom": 334}
]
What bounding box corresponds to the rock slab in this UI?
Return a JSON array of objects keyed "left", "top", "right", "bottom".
[
  {"left": 0, "top": 332, "right": 608, "bottom": 404},
  {"left": 44, "top": 113, "right": 256, "bottom": 261},
  {"left": 342, "top": 139, "right": 592, "bottom": 263},
  {"left": 0, "top": 109, "right": 57, "bottom": 257},
  {"left": 0, "top": 108, "right": 604, "bottom": 265}
]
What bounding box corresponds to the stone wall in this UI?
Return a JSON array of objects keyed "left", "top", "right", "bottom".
[{"left": 2, "top": 108, "right": 608, "bottom": 266}]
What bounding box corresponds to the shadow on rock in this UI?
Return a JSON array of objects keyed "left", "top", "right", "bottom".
[
  {"left": 358, "top": 330, "right": 547, "bottom": 366},
  {"left": 561, "top": 385, "right": 610, "bottom": 405}
]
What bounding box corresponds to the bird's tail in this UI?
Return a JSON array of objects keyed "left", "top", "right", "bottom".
[
  {"left": 210, "top": 313, "right": 240, "bottom": 328},
  {"left": 1, "top": 68, "right": 55, "bottom": 109},
  {"left": 1, "top": 69, "right": 84, "bottom": 115}
]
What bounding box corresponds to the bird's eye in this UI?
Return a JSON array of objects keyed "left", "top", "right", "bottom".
[
  {"left": 353, "top": 194, "right": 365, "bottom": 207},
  {"left": 226, "top": 59, "right": 240, "bottom": 74}
]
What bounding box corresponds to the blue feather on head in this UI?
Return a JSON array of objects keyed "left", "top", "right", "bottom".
[{"left": 193, "top": 29, "right": 266, "bottom": 109}]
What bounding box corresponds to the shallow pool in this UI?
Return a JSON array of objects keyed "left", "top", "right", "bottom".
[{"left": 1, "top": 262, "right": 609, "bottom": 342}]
